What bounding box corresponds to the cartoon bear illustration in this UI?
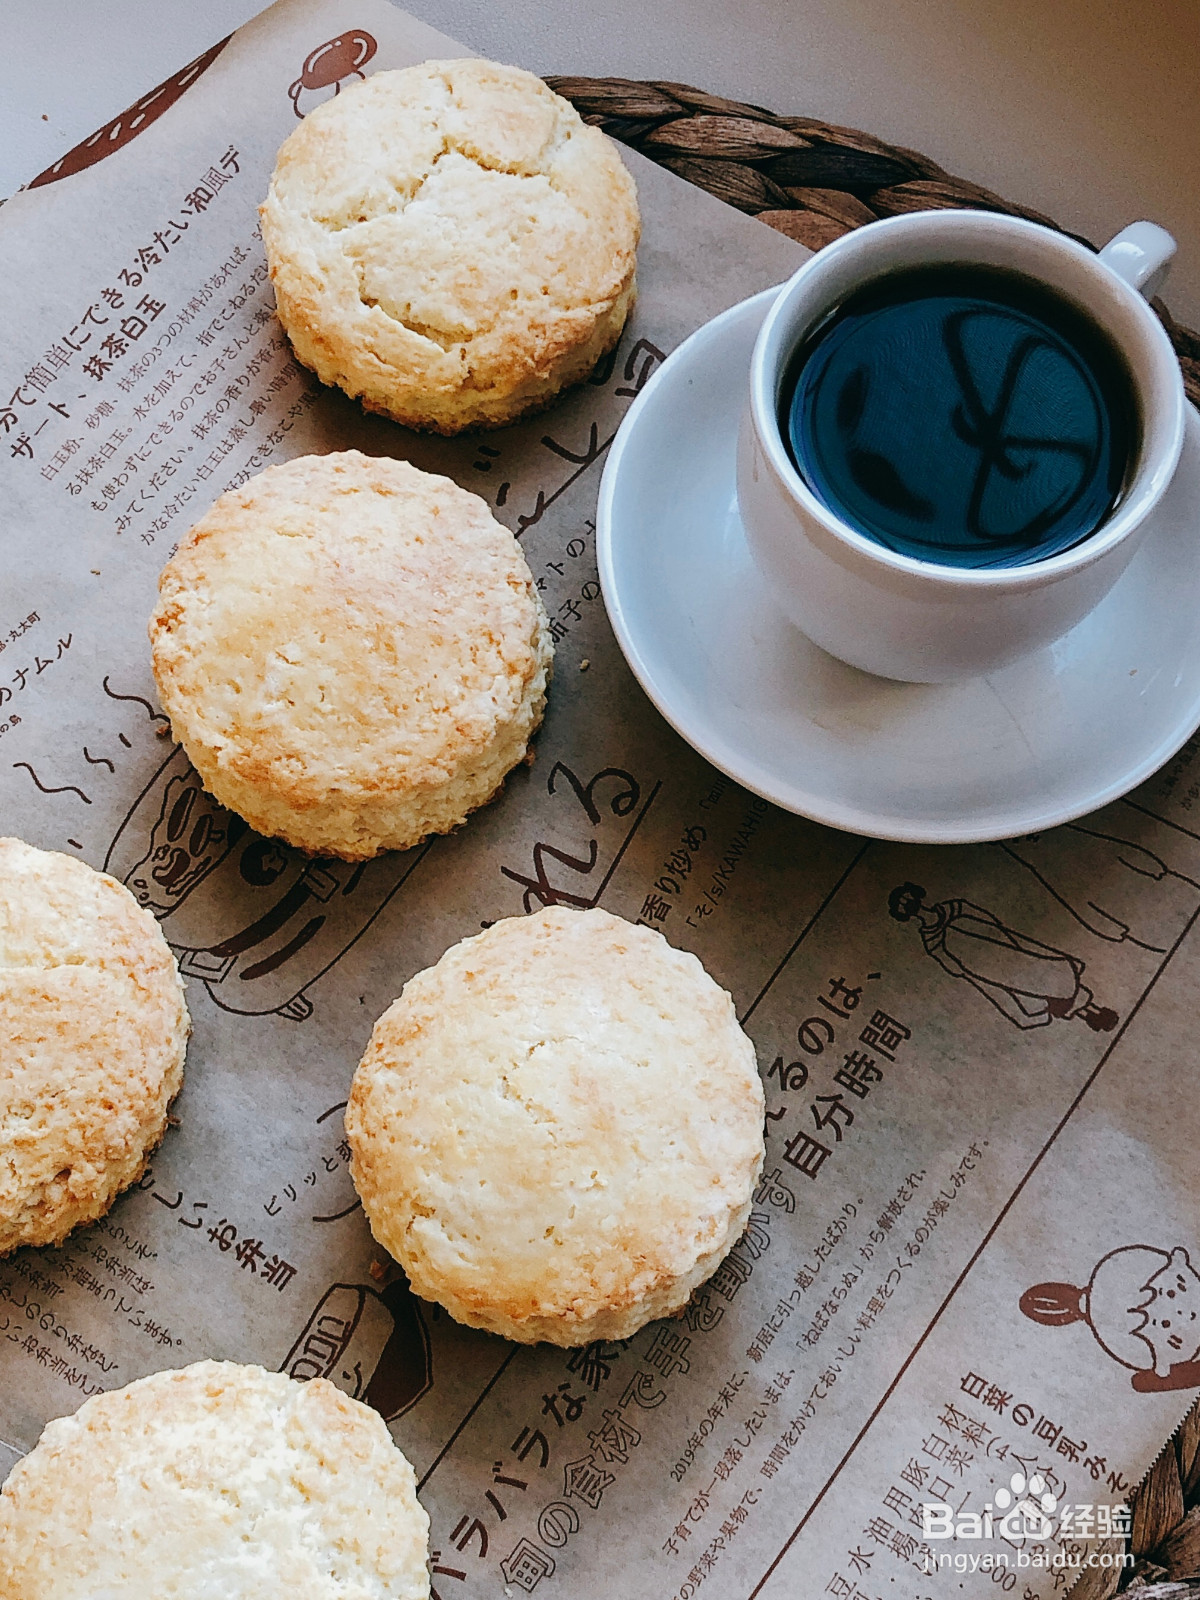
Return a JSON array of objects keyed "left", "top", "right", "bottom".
[{"left": 1021, "top": 1244, "right": 1200, "bottom": 1392}]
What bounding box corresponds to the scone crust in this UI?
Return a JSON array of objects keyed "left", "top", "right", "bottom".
[
  {"left": 260, "top": 58, "right": 640, "bottom": 433},
  {"left": 149, "top": 451, "right": 552, "bottom": 859},
  {"left": 0, "top": 1360, "right": 430, "bottom": 1599},
  {"left": 0, "top": 837, "right": 188, "bottom": 1255},
  {"left": 346, "top": 907, "right": 765, "bottom": 1345}
]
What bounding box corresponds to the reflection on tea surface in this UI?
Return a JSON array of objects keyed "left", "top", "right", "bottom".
[{"left": 784, "top": 264, "right": 1139, "bottom": 569}]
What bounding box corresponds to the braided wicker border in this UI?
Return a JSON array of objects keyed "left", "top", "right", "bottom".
[
  {"left": 551, "top": 76, "right": 1200, "bottom": 1599},
  {"left": 549, "top": 77, "right": 1200, "bottom": 412}
]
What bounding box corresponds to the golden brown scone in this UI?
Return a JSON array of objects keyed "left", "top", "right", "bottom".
[
  {"left": 346, "top": 907, "right": 765, "bottom": 1345},
  {"left": 260, "top": 58, "right": 640, "bottom": 433},
  {"left": 0, "top": 1361, "right": 430, "bottom": 1599},
  {"left": 0, "top": 838, "right": 188, "bottom": 1256},
  {"left": 149, "top": 451, "right": 552, "bottom": 860}
]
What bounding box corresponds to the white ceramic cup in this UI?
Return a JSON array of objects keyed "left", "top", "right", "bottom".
[{"left": 736, "top": 212, "right": 1186, "bottom": 682}]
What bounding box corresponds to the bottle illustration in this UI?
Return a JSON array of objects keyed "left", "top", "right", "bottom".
[
  {"left": 106, "top": 748, "right": 424, "bottom": 1020},
  {"left": 282, "top": 1275, "right": 433, "bottom": 1420}
]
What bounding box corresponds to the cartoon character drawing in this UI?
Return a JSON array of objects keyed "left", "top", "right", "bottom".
[
  {"left": 289, "top": 31, "right": 377, "bottom": 117},
  {"left": 1021, "top": 1245, "right": 1200, "bottom": 1393},
  {"left": 282, "top": 1273, "right": 432, "bottom": 1420},
  {"left": 106, "top": 748, "right": 426, "bottom": 1020},
  {"left": 121, "top": 764, "right": 249, "bottom": 915},
  {"left": 887, "top": 883, "right": 1118, "bottom": 1032},
  {"left": 1003, "top": 818, "right": 1200, "bottom": 954}
]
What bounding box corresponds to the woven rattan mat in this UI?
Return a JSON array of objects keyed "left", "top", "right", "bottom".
[
  {"left": 551, "top": 75, "right": 1200, "bottom": 415},
  {"left": 550, "top": 76, "right": 1200, "bottom": 1600}
]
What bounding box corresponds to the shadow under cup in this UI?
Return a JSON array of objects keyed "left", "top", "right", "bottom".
[{"left": 740, "top": 213, "right": 1186, "bottom": 682}]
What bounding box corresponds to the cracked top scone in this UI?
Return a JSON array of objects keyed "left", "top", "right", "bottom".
[
  {"left": 0, "top": 1361, "right": 430, "bottom": 1600},
  {"left": 0, "top": 837, "right": 188, "bottom": 1256},
  {"left": 150, "top": 451, "right": 552, "bottom": 860},
  {"left": 260, "top": 58, "right": 640, "bottom": 433},
  {"left": 346, "top": 907, "right": 765, "bottom": 1345}
]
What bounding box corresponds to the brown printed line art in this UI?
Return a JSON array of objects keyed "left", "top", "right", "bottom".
[
  {"left": 740, "top": 842, "right": 873, "bottom": 1028},
  {"left": 25, "top": 37, "right": 233, "bottom": 191},
  {"left": 289, "top": 33, "right": 378, "bottom": 119},
  {"left": 101, "top": 676, "right": 170, "bottom": 729},
  {"left": 513, "top": 424, "right": 619, "bottom": 540},
  {"left": 745, "top": 797, "right": 1200, "bottom": 1037},
  {"left": 187, "top": 832, "right": 435, "bottom": 1021},
  {"left": 498, "top": 776, "right": 662, "bottom": 916},
  {"left": 310, "top": 1102, "right": 358, "bottom": 1221},
  {"left": 746, "top": 897, "right": 1200, "bottom": 1600},
  {"left": 508, "top": 342, "right": 665, "bottom": 534},
  {"left": 11, "top": 761, "right": 91, "bottom": 806},
  {"left": 310, "top": 1199, "right": 361, "bottom": 1225},
  {"left": 418, "top": 1346, "right": 522, "bottom": 1495},
  {"left": 20, "top": 27, "right": 380, "bottom": 192},
  {"left": 588, "top": 779, "right": 662, "bottom": 908},
  {"left": 281, "top": 1275, "right": 432, "bottom": 1423},
  {"left": 1125, "top": 793, "right": 1200, "bottom": 850},
  {"left": 104, "top": 747, "right": 439, "bottom": 1022}
]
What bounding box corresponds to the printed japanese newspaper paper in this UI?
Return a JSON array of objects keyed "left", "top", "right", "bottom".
[{"left": 2, "top": 2, "right": 1200, "bottom": 1595}]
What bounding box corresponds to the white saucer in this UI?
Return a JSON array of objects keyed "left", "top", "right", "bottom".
[{"left": 598, "top": 287, "right": 1200, "bottom": 844}]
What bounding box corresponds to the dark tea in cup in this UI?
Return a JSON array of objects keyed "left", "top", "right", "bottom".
[{"left": 782, "top": 264, "right": 1140, "bottom": 570}]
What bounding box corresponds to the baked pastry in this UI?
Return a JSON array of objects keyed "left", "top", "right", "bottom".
[
  {"left": 0, "top": 837, "right": 188, "bottom": 1255},
  {"left": 149, "top": 451, "right": 552, "bottom": 860},
  {"left": 260, "top": 58, "right": 640, "bottom": 433},
  {"left": 0, "top": 1361, "right": 430, "bottom": 1598},
  {"left": 346, "top": 907, "right": 765, "bottom": 1345}
]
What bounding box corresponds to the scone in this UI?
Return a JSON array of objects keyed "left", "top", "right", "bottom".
[
  {"left": 260, "top": 58, "right": 640, "bottom": 433},
  {"left": 149, "top": 451, "right": 552, "bottom": 860},
  {"left": 0, "top": 1361, "right": 430, "bottom": 1599},
  {"left": 346, "top": 907, "right": 765, "bottom": 1345},
  {"left": 0, "top": 838, "right": 188, "bottom": 1255}
]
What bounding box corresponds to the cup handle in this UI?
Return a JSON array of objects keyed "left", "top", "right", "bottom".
[{"left": 1098, "top": 221, "right": 1176, "bottom": 299}]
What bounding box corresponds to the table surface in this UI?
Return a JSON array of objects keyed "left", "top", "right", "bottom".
[{"left": 4, "top": 0, "right": 1199, "bottom": 332}]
